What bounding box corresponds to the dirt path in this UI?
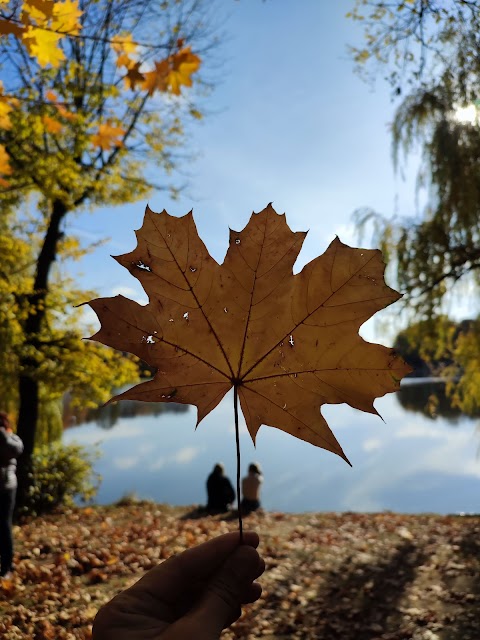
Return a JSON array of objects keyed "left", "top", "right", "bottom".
[{"left": 1, "top": 505, "right": 479, "bottom": 639}]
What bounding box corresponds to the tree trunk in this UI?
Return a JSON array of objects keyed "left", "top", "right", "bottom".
[{"left": 15, "top": 199, "right": 68, "bottom": 511}]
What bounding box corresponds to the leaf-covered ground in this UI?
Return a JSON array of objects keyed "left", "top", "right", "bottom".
[{"left": 1, "top": 505, "right": 479, "bottom": 639}]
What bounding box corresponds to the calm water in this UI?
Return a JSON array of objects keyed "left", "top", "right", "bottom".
[{"left": 63, "top": 381, "right": 480, "bottom": 514}]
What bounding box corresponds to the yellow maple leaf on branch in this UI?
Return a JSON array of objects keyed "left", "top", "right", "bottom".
[
  {"left": 141, "top": 60, "right": 169, "bottom": 95},
  {"left": 167, "top": 46, "right": 201, "bottom": 95},
  {"left": 21, "top": 0, "right": 55, "bottom": 24},
  {"left": 91, "top": 122, "right": 125, "bottom": 151},
  {"left": 9, "top": 0, "right": 81, "bottom": 67},
  {"left": 23, "top": 26, "right": 65, "bottom": 67},
  {"left": 139, "top": 47, "right": 201, "bottom": 97},
  {"left": 111, "top": 32, "right": 137, "bottom": 69},
  {"left": 51, "top": 0, "right": 82, "bottom": 35}
]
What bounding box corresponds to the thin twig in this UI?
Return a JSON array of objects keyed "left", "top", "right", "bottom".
[{"left": 233, "top": 385, "right": 243, "bottom": 542}]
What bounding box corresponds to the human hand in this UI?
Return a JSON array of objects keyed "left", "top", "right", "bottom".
[{"left": 93, "top": 531, "right": 264, "bottom": 640}]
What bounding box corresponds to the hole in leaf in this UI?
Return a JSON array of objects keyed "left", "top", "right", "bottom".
[
  {"left": 289, "top": 335, "right": 294, "bottom": 347},
  {"left": 183, "top": 312, "right": 189, "bottom": 320},
  {"left": 146, "top": 335, "right": 155, "bottom": 344},
  {"left": 134, "top": 260, "right": 151, "bottom": 272},
  {"left": 235, "top": 238, "right": 241, "bottom": 245},
  {"left": 169, "top": 318, "right": 174, "bottom": 322},
  {"left": 224, "top": 307, "right": 228, "bottom": 313},
  {"left": 190, "top": 267, "right": 197, "bottom": 272}
]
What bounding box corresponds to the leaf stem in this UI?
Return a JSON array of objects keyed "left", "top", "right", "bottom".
[{"left": 233, "top": 385, "right": 243, "bottom": 542}]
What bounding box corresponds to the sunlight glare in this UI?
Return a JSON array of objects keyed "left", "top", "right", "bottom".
[{"left": 453, "top": 104, "right": 478, "bottom": 124}]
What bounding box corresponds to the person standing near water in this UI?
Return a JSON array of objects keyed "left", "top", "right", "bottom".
[
  {"left": 241, "top": 462, "right": 263, "bottom": 514},
  {"left": 0, "top": 412, "right": 23, "bottom": 579}
]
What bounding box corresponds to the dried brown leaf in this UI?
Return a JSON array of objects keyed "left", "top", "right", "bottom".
[{"left": 86, "top": 204, "right": 411, "bottom": 462}]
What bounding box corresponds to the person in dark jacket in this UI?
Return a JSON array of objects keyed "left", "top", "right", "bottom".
[
  {"left": 0, "top": 411, "right": 23, "bottom": 578},
  {"left": 206, "top": 463, "right": 235, "bottom": 513}
]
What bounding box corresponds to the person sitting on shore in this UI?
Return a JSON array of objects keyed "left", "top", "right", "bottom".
[
  {"left": 0, "top": 411, "right": 24, "bottom": 579},
  {"left": 206, "top": 463, "right": 235, "bottom": 513},
  {"left": 240, "top": 462, "right": 263, "bottom": 515}
]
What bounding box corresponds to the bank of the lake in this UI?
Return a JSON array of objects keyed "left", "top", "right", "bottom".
[
  {"left": 2, "top": 504, "right": 480, "bottom": 639},
  {"left": 63, "top": 380, "right": 480, "bottom": 515}
]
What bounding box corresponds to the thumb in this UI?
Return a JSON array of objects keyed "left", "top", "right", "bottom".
[{"left": 181, "top": 544, "right": 261, "bottom": 638}]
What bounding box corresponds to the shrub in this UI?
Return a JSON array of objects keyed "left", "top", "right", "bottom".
[{"left": 23, "top": 442, "right": 101, "bottom": 517}]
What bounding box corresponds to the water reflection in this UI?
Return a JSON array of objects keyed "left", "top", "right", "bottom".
[
  {"left": 397, "top": 380, "right": 480, "bottom": 424},
  {"left": 65, "top": 398, "right": 188, "bottom": 430},
  {"left": 63, "top": 383, "right": 480, "bottom": 514}
]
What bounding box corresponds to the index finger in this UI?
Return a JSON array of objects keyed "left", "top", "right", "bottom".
[{"left": 128, "top": 530, "right": 260, "bottom": 603}]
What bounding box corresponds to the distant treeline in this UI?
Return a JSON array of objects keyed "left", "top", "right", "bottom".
[{"left": 393, "top": 318, "right": 474, "bottom": 378}]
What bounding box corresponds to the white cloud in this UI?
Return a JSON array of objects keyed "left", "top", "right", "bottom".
[
  {"left": 139, "top": 442, "right": 154, "bottom": 455},
  {"left": 172, "top": 446, "right": 203, "bottom": 464},
  {"left": 114, "top": 456, "right": 139, "bottom": 470},
  {"left": 148, "top": 446, "right": 203, "bottom": 471},
  {"left": 362, "top": 437, "right": 382, "bottom": 452},
  {"left": 111, "top": 285, "right": 147, "bottom": 305},
  {"left": 395, "top": 422, "right": 466, "bottom": 441},
  {"left": 329, "top": 222, "right": 357, "bottom": 246},
  {"left": 149, "top": 457, "right": 166, "bottom": 471},
  {"left": 78, "top": 305, "right": 101, "bottom": 333},
  {"left": 65, "top": 423, "right": 147, "bottom": 446}
]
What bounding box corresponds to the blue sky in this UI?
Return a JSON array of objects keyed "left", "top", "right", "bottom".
[{"left": 72, "top": 1, "right": 420, "bottom": 340}]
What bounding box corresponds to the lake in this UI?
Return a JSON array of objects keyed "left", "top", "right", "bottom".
[{"left": 63, "top": 380, "right": 480, "bottom": 514}]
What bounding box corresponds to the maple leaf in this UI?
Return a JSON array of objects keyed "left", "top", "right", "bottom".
[
  {"left": 51, "top": 0, "right": 82, "bottom": 35},
  {"left": 141, "top": 60, "right": 169, "bottom": 96},
  {"left": 167, "top": 46, "right": 201, "bottom": 95},
  {"left": 23, "top": 26, "right": 65, "bottom": 67},
  {"left": 91, "top": 122, "right": 125, "bottom": 151},
  {"left": 0, "top": 18, "right": 26, "bottom": 39},
  {"left": 124, "top": 61, "right": 145, "bottom": 91},
  {"left": 111, "top": 32, "right": 137, "bottom": 56},
  {"left": 21, "top": 0, "right": 55, "bottom": 23},
  {"left": 111, "top": 32, "right": 137, "bottom": 68},
  {"left": 86, "top": 204, "right": 411, "bottom": 464}
]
